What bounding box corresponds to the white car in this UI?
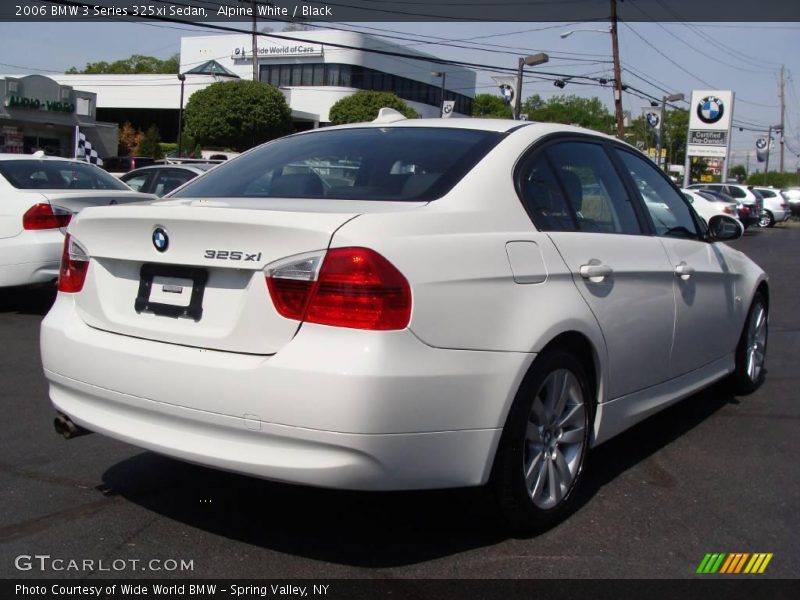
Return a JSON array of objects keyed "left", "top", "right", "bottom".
[
  {"left": 682, "top": 189, "right": 740, "bottom": 225},
  {"left": 41, "top": 114, "right": 768, "bottom": 529},
  {"left": 0, "top": 154, "right": 156, "bottom": 288},
  {"left": 752, "top": 187, "right": 791, "bottom": 227}
]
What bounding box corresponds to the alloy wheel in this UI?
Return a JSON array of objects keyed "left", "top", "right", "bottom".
[{"left": 522, "top": 368, "right": 586, "bottom": 510}]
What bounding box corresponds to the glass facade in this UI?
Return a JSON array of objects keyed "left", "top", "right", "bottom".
[{"left": 260, "top": 63, "right": 473, "bottom": 116}]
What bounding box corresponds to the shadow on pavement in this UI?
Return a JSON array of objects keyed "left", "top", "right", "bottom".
[
  {"left": 0, "top": 283, "right": 57, "bottom": 316},
  {"left": 100, "top": 380, "right": 741, "bottom": 567}
]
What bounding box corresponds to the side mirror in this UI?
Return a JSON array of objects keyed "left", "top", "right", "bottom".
[{"left": 708, "top": 214, "right": 743, "bottom": 241}]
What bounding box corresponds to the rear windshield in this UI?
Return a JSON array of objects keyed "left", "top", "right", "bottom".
[
  {"left": 172, "top": 127, "right": 503, "bottom": 201},
  {"left": 0, "top": 160, "right": 129, "bottom": 190}
]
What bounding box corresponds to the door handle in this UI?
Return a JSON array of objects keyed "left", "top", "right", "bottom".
[
  {"left": 674, "top": 262, "right": 695, "bottom": 280},
  {"left": 579, "top": 263, "right": 613, "bottom": 282}
]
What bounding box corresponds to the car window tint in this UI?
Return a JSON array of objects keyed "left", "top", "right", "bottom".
[
  {"left": 757, "top": 189, "right": 776, "bottom": 198},
  {"left": 121, "top": 172, "right": 150, "bottom": 192},
  {"left": 727, "top": 186, "right": 746, "bottom": 198},
  {"left": 172, "top": 128, "right": 503, "bottom": 202},
  {"left": 517, "top": 153, "right": 577, "bottom": 231},
  {"left": 616, "top": 149, "right": 699, "bottom": 239},
  {"left": 545, "top": 142, "right": 641, "bottom": 234},
  {"left": 153, "top": 169, "right": 196, "bottom": 196}
]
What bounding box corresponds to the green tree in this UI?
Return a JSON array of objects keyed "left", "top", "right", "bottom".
[
  {"left": 67, "top": 54, "right": 179, "bottom": 74},
  {"left": 138, "top": 125, "right": 164, "bottom": 159},
  {"left": 184, "top": 80, "right": 292, "bottom": 151},
  {"left": 625, "top": 107, "right": 689, "bottom": 166},
  {"left": 328, "top": 91, "right": 417, "bottom": 125},
  {"left": 746, "top": 171, "right": 799, "bottom": 188},
  {"left": 521, "top": 94, "right": 615, "bottom": 133},
  {"left": 729, "top": 164, "right": 748, "bottom": 182},
  {"left": 472, "top": 93, "right": 512, "bottom": 119}
]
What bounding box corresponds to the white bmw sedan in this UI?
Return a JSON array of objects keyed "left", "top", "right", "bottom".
[
  {"left": 0, "top": 154, "right": 156, "bottom": 288},
  {"left": 41, "top": 114, "right": 768, "bottom": 529}
]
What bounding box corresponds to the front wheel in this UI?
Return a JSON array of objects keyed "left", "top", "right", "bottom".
[
  {"left": 758, "top": 211, "right": 775, "bottom": 228},
  {"left": 492, "top": 350, "right": 592, "bottom": 532},
  {"left": 729, "top": 293, "right": 768, "bottom": 395}
]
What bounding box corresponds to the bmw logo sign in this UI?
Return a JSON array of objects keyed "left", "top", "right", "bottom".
[
  {"left": 697, "top": 96, "right": 725, "bottom": 124},
  {"left": 152, "top": 227, "right": 169, "bottom": 253}
]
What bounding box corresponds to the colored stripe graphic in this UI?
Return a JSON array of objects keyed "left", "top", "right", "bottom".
[
  {"left": 697, "top": 552, "right": 772, "bottom": 574},
  {"left": 719, "top": 554, "right": 736, "bottom": 573}
]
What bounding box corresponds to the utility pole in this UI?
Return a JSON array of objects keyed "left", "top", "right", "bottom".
[
  {"left": 610, "top": 0, "right": 625, "bottom": 139},
  {"left": 251, "top": 0, "right": 258, "bottom": 82},
  {"left": 780, "top": 65, "right": 785, "bottom": 172}
]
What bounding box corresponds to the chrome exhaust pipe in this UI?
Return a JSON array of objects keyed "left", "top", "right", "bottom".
[{"left": 54, "top": 413, "right": 92, "bottom": 439}]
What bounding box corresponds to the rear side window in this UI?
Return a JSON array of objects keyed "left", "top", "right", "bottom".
[
  {"left": 0, "top": 160, "right": 128, "bottom": 190},
  {"left": 172, "top": 127, "right": 503, "bottom": 202},
  {"left": 727, "top": 186, "right": 746, "bottom": 199},
  {"left": 545, "top": 142, "right": 641, "bottom": 234},
  {"left": 153, "top": 169, "right": 196, "bottom": 196},
  {"left": 517, "top": 153, "right": 577, "bottom": 231}
]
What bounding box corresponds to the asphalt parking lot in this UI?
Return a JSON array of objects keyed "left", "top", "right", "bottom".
[{"left": 1, "top": 225, "right": 798, "bottom": 580}]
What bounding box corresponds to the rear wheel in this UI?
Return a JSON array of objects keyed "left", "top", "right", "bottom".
[
  {"left": 729, "top": 293, "right": 768, "bottom": 394},
  {"left": 492, "top": 350, "right": 592, "bottom": 532},
  {"left": 758, "top": 211, "right": 775, "bottom": 228}
]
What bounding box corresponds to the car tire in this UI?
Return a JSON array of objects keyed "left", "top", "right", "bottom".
[
  {"left": 491, "top": 350, "right": 592, "bottom": 532},
  {"left": 758, "top": 211, "right": 775, "bottom": 228},
  {"left": 729, "top": 293, "right": 768, "bottom": 395}
]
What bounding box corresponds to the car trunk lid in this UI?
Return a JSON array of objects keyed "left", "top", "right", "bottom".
[{"left": 67, "top": 198, "right": 422, "bottom": 355}]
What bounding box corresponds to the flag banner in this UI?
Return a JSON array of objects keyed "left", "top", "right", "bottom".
[
  {"left": 755, "top": 137, "right": 771, "bottom": 163},
  {"left": 442, "top": 100, "right": 455, "bottom": 118},
  {"left": 75, "top": 128, "right": 103, "bottom": 166}
]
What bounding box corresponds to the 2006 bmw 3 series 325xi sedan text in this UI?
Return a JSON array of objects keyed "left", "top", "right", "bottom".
[{"left": 41, "top": 110, "right": 768, "bottom": 530}]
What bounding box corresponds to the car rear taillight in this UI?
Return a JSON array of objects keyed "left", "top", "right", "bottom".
[
  {"left": 22, "top": 203, "right": 71, "bottom": 230},
  {"left": 723, "top": 206, "right": 733, "bottom": 214},
  {"left": 266, "top": 247, "right": 412, "bottom": 331},
  {"left": 740, "top": 206, "right": 750, "bottom": 215},
  {"left": 58, "top": 234, "right": 89, "bottom": 293}
]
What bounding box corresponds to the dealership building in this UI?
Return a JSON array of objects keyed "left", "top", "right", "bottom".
[{"left": 2, "top": 30, "right": 476, "bottom": 157}]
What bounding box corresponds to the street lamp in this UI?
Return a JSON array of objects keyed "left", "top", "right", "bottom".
[
  {"left": 176, "top": 73, "right": 186, "bottom": 158},
  {"left": 656, "top": 92, "right": 684, "bottom": 170},
  {"left": 560, "top": 1, "right": 624, "bottom": 139},
  {"left": 432, "top": 71, "right": 447, "bottom": 118},
  {"left": 559, "top": 27, "right": 611, "bottom": 38},
  {"left": 514, "top": 53, "right": 549, "bottom": 120}
]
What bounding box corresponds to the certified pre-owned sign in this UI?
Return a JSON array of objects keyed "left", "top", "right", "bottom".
[{"left": 687, "top": 90, "right": 735, "bottom": 158}]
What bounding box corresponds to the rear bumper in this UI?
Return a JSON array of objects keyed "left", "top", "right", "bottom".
[
  {"left": 41, "top": 294, "right": 533, "bottom": 490},
  {"left": 0, "top": 230, "right": 63, "bottom": 287}
]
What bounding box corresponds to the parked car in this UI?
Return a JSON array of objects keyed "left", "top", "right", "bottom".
[
  {"left": 781, "top": 188, "right": 800, "bottom": 217},
  {"left": 103, "top": 156, "right": 156, "bottom": 176},
  {"left": 120, "top": 163, "right": 218, "bottom": 197},
  {"left": 41, "top": 115, "right": 768, "bottom": 530},
  {"left": 752, "top": 187, "right": 791, "bottom": 227},
  {"left": 0, "top": 153, "right": 156, "bottom": 288},
  {"left": 687, "top": 183, "right": 762, "bottom": 228},
  {"left": 682, "top": 189, "right": 740, "bottom": 225}
]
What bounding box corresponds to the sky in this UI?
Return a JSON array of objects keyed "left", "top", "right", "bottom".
[{"left": 1, "top": 19, "right": 798, "bottom": 170}]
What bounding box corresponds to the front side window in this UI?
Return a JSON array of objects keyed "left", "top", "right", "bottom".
[
  {"left": 616, "top": 149, "right": 699, "bottom": 238},
  {"left": 172, "top": 127, "right": 503, "bottom": 202},
  {"left": 0, "top": 160, "right": 128, "bottom": 190}
]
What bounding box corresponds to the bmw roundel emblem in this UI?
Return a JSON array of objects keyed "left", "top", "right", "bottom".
[
  {"left": 152, "top": 227, "right": 169, "bottom": 252},
  {"left": 697, "top": 96, "right": 724, "bottom": 124}
]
